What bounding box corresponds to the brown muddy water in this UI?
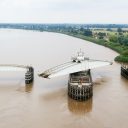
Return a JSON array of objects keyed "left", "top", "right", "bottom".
[{"left": 0, "top": 29, "right": 128, "bottom": 128}]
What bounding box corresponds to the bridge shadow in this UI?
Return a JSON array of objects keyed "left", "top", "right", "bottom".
[
  {"left": 16, "top": 80, "right": 34, "bottom": 93},
  {"left": 67, "top": 97, "right": 93, "bottom": 115},
  {"left": 16, "top": 84, "right": 33, "bottom": 93},
  {"left": 25, "top": 83, "right": 33, "bottom": 93}
]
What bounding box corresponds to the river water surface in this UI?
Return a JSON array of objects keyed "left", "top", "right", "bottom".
[{"left": 0, "top": 29, "right": 128, "bottom": 128}]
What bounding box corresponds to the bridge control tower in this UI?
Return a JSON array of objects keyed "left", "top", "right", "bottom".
[{"left": 39, "top": 51, "right": 112, "bottom": 101}]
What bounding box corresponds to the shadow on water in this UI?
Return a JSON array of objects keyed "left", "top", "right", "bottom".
[
  {"left": 67, "top": 97, "right": 93, "bottom": 115},
  {"left": 0, "top": 77, "right": 33, "bottom": 94},
  {"left": 16, "top": 82, "right": 34, "bottom": 93},
  {"left": 25, "top": 83, "right": 33, "bottom": 92}
]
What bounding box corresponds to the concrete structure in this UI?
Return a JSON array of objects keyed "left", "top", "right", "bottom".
[
  {"left": 25, "top": 66, "right": 34, "bottom": 84},
  {"left": 68, "top": 70, "right": 93, "bottom": 101},
  {"left": 121, "top": 64, "right": 128, "bottom": 79}
]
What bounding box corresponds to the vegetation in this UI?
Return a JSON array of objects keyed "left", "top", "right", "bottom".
[{"left": 115, "top": 50, "right": 128, "bottom": 62}]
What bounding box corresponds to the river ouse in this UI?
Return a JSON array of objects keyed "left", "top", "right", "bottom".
[{"left": 0, "top": 29, "right": 128, "bottom": 128}]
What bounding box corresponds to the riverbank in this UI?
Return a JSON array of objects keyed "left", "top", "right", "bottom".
[{"left": 49, "top": 31, "right": 128, "bottom": 63}]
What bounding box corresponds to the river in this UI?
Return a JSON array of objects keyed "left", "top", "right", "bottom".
[{"left": 0, "top": 29, "right": 128, "bottom": 128}]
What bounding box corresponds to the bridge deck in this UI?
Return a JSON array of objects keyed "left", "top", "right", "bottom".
[
  {"left": 39, "top": 59, "right": 112, "bottom": 78},
  {"left": 0, "top": 64, "right": 30, "bottom": 71}
]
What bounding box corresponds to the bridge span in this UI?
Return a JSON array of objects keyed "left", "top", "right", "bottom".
[{"left": 39, "top": 57, "right": 112, "bottom": 79}]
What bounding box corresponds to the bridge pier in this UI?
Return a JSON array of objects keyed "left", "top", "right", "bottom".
[
  {"left": 121, "top": 65, "right": 128, "bottom": 79},
  {"left": 25, "top": 67, "right": 34, "bottom": 84},
  {"left": 68, "top": 70, "right": 93, "bottom": 101}
]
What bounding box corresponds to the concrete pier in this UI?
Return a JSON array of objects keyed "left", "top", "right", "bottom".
[
  {"left": 25, "top": 67, "right": 34, "bottom": 84},
  {"left": 68, "top": 70, "right": 93, "bottom": 101},
  {"left": 121, "top": 65, "right": 128, "bottom": 79}
]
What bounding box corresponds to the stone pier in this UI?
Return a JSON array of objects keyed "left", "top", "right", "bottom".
[
  {"left": 121, "top": 65, "right": 128, "bottom": 79},
  {"left": 68, "top": 70, "right": 93, "bottom": 101}
]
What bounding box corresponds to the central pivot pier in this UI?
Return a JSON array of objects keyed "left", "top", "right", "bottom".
[
  {"left": 68, "top": 52, "right": 93, "bottom": 101},
  {"left": 39, "top": 51, "right": 112, "bottom": 101},
  {"left": 68, "top": 70, "right": 93, "bottom": 101}
]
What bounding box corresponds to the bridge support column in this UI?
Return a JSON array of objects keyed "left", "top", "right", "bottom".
[
  {"left": 25, "top": 67, "right": 34, "bottom": 84},
  {"left": 121, "top": 65, "right": 128, "bottom": 79},
  {"left": 68, "top": 70, "right": 93, "bottom": 101}
]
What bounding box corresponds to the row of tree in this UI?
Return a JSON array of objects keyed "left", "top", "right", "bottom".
[{"left": 109, "top": 35, "right": 128, "bottom": 46}]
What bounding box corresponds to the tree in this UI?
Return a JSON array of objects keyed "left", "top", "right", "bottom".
[
  {"left": 83, "top": 29, "right": 92, "bottom": 36},
  {"left": 117, "top": 35, "right": 128, "bottom": 46},
  {"left": 98, "top": 32, "right": 106, "bottom": 36},
  {"left": 109, "top": 35, "right": 118, "bottom": 43},
  {"left": 117, "top": 28, "right": 122, "bottom": 33},
  {"left": 80, "top": 27, "right": 84, "bottom": 32},
  {"left": 107, "top": 28, "right": 112, "bottom": 31}
]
